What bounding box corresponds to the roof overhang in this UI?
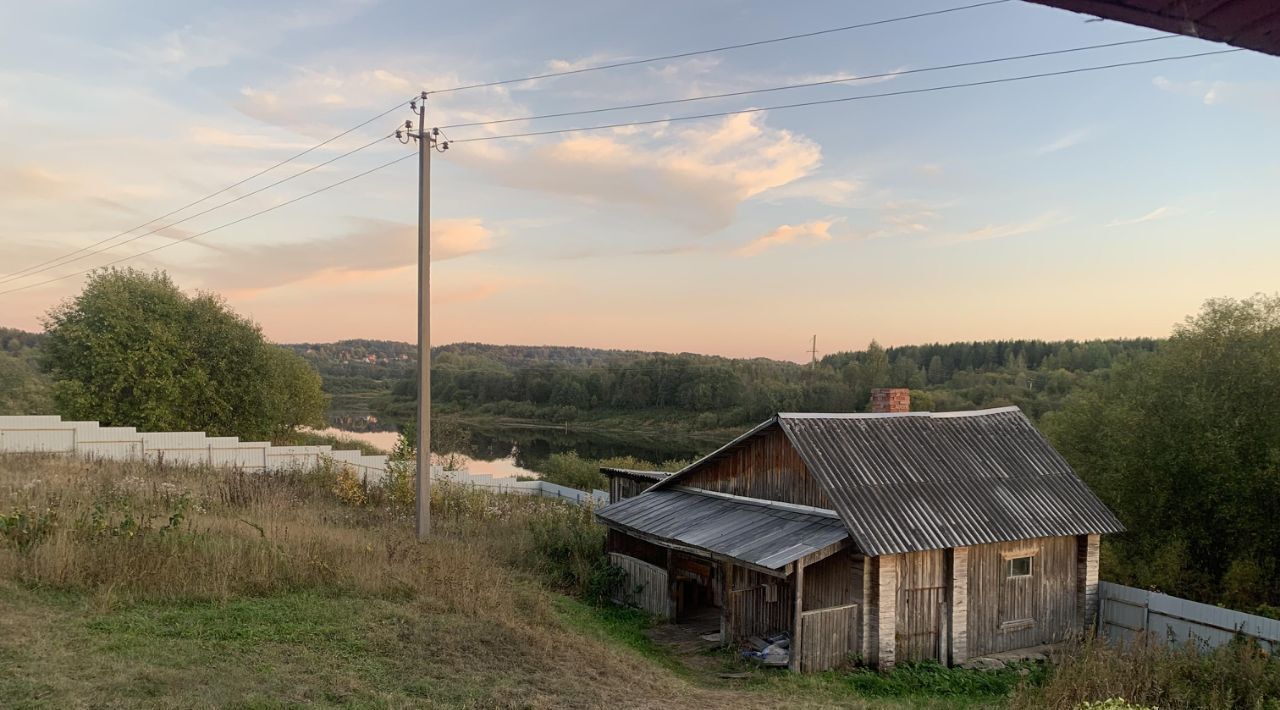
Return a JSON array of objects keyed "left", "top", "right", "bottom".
[
  {"left": 596, "top": 486, "right": 850, "bottom": 577},
  {"left": 1024, "top": 0, "right": 1280, "bottom": 57}
]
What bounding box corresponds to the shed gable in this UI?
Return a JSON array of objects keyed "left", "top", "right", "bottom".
[{"left": 679, "top": 425, "right": 832, "bottom": 508}]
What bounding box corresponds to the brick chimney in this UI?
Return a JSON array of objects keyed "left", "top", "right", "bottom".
[{"left": 870, "top": 387, "right": 910, "bottom": 414}]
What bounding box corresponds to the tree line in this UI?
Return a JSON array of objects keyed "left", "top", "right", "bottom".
[{"left": 372, "top": 337, "right": 1161, "bottom": 428}]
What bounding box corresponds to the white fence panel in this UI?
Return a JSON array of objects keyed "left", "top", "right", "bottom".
[
  {"left": 0, "top": 416, "right": 608, "bottom": 508},
  {"left": 0, "top": 427, "right": 76, "bottom": 453},
  {"left": 1098, "top": 581, "right": 1280, "bottom": 653},
  {"left": 138, "top": 432, "right": 208, "bottom": 465},
  {"left": 76, "top": 426, "right": 143, "bottom": 460}
]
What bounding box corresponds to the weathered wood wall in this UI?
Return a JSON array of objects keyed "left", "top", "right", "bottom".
[
  {"left": 896, "top": 549, "right": 948, "bottom": 663},
  {"left": 608, "top": 476, "right": 651, "bottom": 503},
  {"left": 967, "top": 535, "right": 1078, "bottom": 656},
  {"left": 799, "top": 604, "right": 860, "bottom": 672},
  {"left": 678, "top": 427, "right": 832, "bottom": 507},
  {"left": 803, "top": 550, "right": 862, "bottom": 609},
  {"left": 726, "top": 565, "right": 794, "bottom": 641},
  {"left": 608, "top": 552, "right": 670, "bottom": 619},
  {"left": 605, "top": 528, "right": 666, "bottom": 567}
]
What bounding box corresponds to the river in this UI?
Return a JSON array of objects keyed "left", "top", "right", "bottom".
[{"left": 311, "top": 421, "right": 716, "bottom": 479}]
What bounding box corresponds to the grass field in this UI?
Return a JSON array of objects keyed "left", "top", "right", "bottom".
[{"left": 2, "top": 454, "right": 1275, "bottom": 709}]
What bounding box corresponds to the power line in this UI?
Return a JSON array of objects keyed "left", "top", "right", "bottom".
[
  {"left": 447, "top": 48, "right": 1242, "bottom": 144},
  {"left": 0, "top": 98, "right": 412, "bottom": 285},
  {"left": 0, "top": 132, "right": 399, "bottom": 286},
  {"left": 426, "top": 0, "right": 1012, "bottom": 95},
  {"left": 0, "top": 151, "right": 417, "bottom": 297},
  {"left": 440, "top": 35, "right": 1175, "bottom": 130}
]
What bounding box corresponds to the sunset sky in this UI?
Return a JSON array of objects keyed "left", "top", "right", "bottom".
[{"left": 1, "top": 0, "right": 1277, "bottom": 361}]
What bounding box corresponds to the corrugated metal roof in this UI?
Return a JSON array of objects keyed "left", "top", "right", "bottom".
[
  {"left": 599, "top": 467, "right": 671, "bottom": 482},
  {"left": 1025, "top": 0, "right": 1280, "bottom": 58},
  {"left": 654, "top": 407, "right": 1124, "bottom": 557},
  {"left": 595, "top": 488, "right": 849, "bottom": 571}
]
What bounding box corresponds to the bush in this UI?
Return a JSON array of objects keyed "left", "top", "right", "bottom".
[
  {"left": 524, "top": 503, "right": 605, "bottom": 596},
  {"left": 1010, "top": 635, "right": 1280, "bottom": 709}
]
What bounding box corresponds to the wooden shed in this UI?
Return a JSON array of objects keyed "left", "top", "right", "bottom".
[{"left": 594, "top": 389, "right": 1124, "bottom": 672}]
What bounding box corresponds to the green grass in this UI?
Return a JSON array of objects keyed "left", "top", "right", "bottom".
[{"left": 552, "top": 597, "right": 689, "bottom": 675}]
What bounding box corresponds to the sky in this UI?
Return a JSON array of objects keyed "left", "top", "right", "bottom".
[{"left": 0, "top": 0, "right": 1277, "bottom": 361}]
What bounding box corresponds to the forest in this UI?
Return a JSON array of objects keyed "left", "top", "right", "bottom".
[{"left": 362, "top": 337, "right": 1161, "bottom": 431}]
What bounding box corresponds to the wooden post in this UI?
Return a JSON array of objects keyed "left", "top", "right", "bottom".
[
  {"left": 790, "top": 561, "right": 805, "bottom": 672},
  {"left": 1077, "top": 534, "right": 1100, "bottom": 632},
  {"left": 862, "top": 555, "right": 876, "bottom": 665},
  {"left": 878, "top": 554, "right": 897, "bottom": 670},
  {"left": 950, "top": 546, "right": 969, "bottom": 665},
  {"left": 666, "top": 549, "right": 679, "bottom": 622},
  {"left": 721, "top": 561, "right": 733, "bottom": 644}
]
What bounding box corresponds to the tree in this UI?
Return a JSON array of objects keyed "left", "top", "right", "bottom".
[
  {"left": 41, "top": 268, "right": 326, "bottom": 440},
  {"left": 1045, "top": 294, "right": 1280, "bottom": 608}
]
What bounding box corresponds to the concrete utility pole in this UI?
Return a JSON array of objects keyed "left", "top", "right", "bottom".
[
  {"left": 413, "top": 91, "right": 434, "bottom": 541},
  {"left": 809, "top": 335, "right": 818, "bottom": 369}
]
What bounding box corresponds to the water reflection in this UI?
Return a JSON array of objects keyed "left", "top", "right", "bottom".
[{"left": 318, "top": 422, "right": 714, "bottom": 479}]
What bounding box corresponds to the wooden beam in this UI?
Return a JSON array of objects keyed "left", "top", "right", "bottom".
[
  {"left": 601, "top": 522, "right": 790, "bottom": 578},
  {"left": 789, "top": 561, "right": 805, "bottom": 672},
  {"left": 950, "top": 546, "right": 969, "bottom": 665},
  {"left": 666, "top": 548, "right": 679, "bottom": 622},
  {"left": 795, "top": 538, "right": 854, "bottom": 568},
  {"left": 878, "top": 554, "right": 897, "bottom": 670},
  {"left": 721, "top": 560, "right": 734, "bottom": 644}
]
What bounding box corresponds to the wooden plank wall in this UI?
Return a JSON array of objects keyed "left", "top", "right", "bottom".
[
  {"left": 679, "top": 427, "right": 833, "bottom": 507},
  {"left": 967, "top": 535, "right": 1078, "bottom": 656},
  {"left": 896, "top": 549, "right": 948, "bottom": 663},
  {"left": 608, "top": 552, "right": 670, "bottom": 619},
  {"left": 804, "top": 550, "right": 862, "bottom": 609},
  {"left": 605, "top": 528, "right": 667, "bottom": 567},
  {"left": 609, "top": 476, "right": 651, "bottom": 503},
  {"left": 800, "top": 604, "right": 860, "bottom": 672},
  {"left": 726, "top": 566, "right": 794, "bottom": 641}
]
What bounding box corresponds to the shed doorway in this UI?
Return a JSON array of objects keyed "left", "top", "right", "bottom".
[
  {"left": 670, "top": 552, "right": 722, "bottom": 623},
  {"left": 897, "top": 549, "right": 949, "bottom": 663}
]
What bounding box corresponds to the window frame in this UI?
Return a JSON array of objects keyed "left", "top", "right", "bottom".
[{"left": 1006, "top": 555, "right": 1033, "bottom": 579}]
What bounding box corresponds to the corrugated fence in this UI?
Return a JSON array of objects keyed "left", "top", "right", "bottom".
[
  {"left": 1098, "top": 581, "right": 1280, "bottom": 653},
  {"left": 0, "top": 415, "right": 607, "bottom": 507}
]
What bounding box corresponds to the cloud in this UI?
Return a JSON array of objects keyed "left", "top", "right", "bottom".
[
  {"left": 1153, "top": 76, "right": 1280, "bottom": 111},
  {"left": 194, "top": 217, "right": 492, "bottom": 294},
  {"left": 918, "top": 163, "right": 944, "bottom": 177},
  {"left": 451, "top": 113, "right": 822, "bottom": 231},
  {"left": 1035, "top": 129, "right": 1091, "bottom": 155},
  {"left": 769, "top": 177, "right": 862, "bottom": 207},
  {"left": 933, "top": 211, "right": 1065, "bottom": 245},
  {"left": 1105, "top": 206, "right": 1174, "bottom": 228},
  {"left": 187, "top": 126, "right": 312, "bottom": 151},
  {"left": 736, "top": 219, "right": 838, "bottom": 257}
]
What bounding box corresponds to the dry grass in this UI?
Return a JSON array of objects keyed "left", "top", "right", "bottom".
[
  {"left": 0, "top": 454, "right": 922, "bottom": 709},
  {"left": 1009, "top": 634, "right": 1280, "bottom": 710}
]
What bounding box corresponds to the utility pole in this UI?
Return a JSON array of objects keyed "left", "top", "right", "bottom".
[
  {"left": 406, "top": 91, "right": 446, "bottom": 541},
  {"left": 809, "top": 335, "right": 818, "bottom": 369}
]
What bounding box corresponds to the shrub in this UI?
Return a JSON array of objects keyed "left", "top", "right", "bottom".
[
  {"left": 524, "top": 503, "right": 605, "bottom": 596},
  {"left": 1010, "top": 635, "right": 1280, "bottom": 710}
]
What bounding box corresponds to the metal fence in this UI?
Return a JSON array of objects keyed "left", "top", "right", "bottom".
[
  {"left": 0, "top": 415, "right": 607, "bottom": 507},
  {"left": 1098, "top": 581, "right": 1280, "bottom": 653}
]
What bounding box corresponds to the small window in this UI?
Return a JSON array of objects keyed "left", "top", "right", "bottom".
[{"left": 1007, "top": 555, "right": 1033, "bottom": 578}]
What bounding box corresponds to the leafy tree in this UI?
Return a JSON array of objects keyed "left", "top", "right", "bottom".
[
  {"left": 0, "top": 351, "right": 53, "bottom": 415},
  {"left": 1045, "top": 294, "right": 1280, "bottom": 607},
  {"left": 41, "top": 268, "right": 326, "bottom": 440}
]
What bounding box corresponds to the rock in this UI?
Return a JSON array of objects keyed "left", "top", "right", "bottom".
[{"left": 961, "top": 657, "right": 1007, "bottom": 671}]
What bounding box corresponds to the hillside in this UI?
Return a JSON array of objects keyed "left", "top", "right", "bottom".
[
  {"left": 3, "top": 327, "right": 1162, "bottom": 435},
  {"left": 0, "top": 454, "right": 1036, "bottom": 708},
  {"left": 286, "top": 337, "right": 1161, "bottom": 434}
]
